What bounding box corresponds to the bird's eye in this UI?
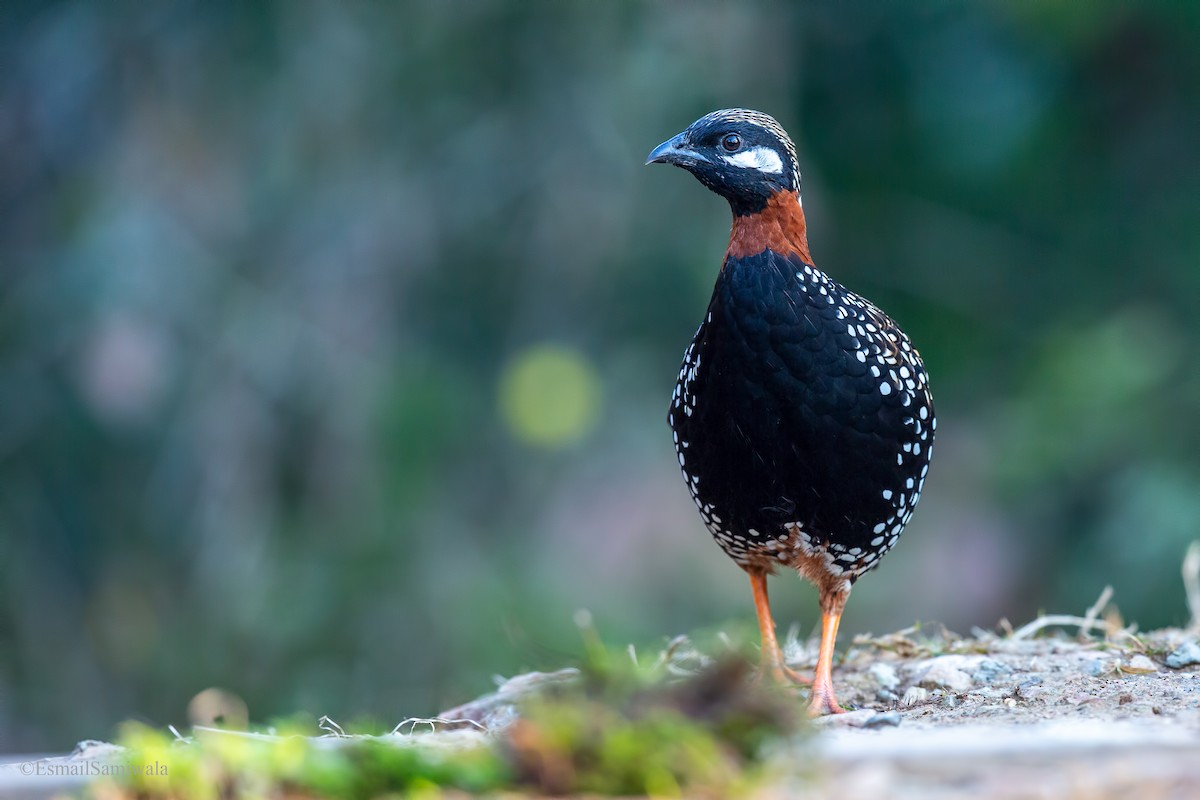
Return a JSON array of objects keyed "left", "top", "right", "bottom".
[{"left": 721, "top": 133, "right": 742, "bottom": 152}]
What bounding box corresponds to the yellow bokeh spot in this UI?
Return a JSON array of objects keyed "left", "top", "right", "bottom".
[{"left": 499, "top": 344, "right": 601, "bottom": 447}]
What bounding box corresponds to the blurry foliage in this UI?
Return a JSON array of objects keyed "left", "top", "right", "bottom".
[
  {"left": 2, "top": 0, "right": 1200, "bottom": 750},
  {"left": 110, "top": 723, "right": 512, "bottom": 799},
  {"left": 107, "top": 648, "right": 795, "bottom": 798},
  {"left": 505, "top": 639, "right": 796, "bottom": 796}
]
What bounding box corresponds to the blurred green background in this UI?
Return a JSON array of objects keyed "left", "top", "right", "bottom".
[{"left": 3, "top": 1, "right": 1200, "bottom": 752}]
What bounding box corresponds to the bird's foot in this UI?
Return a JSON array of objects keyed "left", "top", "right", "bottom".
[
  {"left": 805, "top": 684, "right": 845, "bottom": 717},
  {"left": 754, "top": 661, "right": 812, "bottom": 688}
]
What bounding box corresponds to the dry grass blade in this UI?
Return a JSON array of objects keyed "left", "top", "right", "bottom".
[
  {"left": 852, "top": 625, "right": 930, "bottom": 657},
  {"left": 391, "top": 717, "right": 488, "bottom": 736},
  {"left": 317, "top": 715, "right": 346, "bottom": 737}
]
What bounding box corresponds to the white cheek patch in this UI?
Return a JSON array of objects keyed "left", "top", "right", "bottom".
[{"left": 722, "top": 146, "right": 783, "bottom": 175}]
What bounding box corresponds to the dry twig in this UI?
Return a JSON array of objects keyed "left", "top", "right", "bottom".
[
  {"left": 1010, "top": 615, "right": 1111, "bottom": 641},
  {"left": 1184, "top": 541, "right": 1200, "bottom": 632},
  {"left": 1081, "top": 585, "right": 1114, "bottom": 637},
  {"left": 1010, "top": 585, "right": 1135, "bottom": 642}
]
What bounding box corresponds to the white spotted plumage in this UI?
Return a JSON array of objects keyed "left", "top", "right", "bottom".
[{"left": 672, "top": 254, "right": 935, "bottom": 577}]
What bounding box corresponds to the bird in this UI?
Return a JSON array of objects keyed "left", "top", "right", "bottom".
[{"left": 646, "top": 109, "right": 935, "bottom": 715}]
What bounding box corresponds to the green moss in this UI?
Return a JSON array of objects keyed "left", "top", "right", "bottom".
[
  {"left": 108, "top": 725, "right": 510, "bottom": 799},
  {"left": 104, "top": 645, "right": 801, "bottom": 798},
  {"left": 508, "top": 700, "right": 748, "bottom": 796}
]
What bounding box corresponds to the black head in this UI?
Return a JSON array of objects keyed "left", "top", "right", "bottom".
[{"left": 647, "top": 109, "right": 801, "bottom": 216}]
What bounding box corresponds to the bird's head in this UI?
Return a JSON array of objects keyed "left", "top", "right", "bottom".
[{"left": 647, "top": 108, "right": 801, "bottom": 217}]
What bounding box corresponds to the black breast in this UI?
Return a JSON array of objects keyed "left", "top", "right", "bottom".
[{"left": 669, "top": 250, "right": 934, "bottom": 578}]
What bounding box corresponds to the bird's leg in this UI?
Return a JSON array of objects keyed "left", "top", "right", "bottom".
[
  {"left": 807, "top": 586, "right": 849, "bottom": 716},
  {"left": 748, "top": 569, "right": 812, "bottom": 686}
]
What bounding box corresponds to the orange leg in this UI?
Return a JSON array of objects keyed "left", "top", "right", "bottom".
[
  {"left": 807, "top": 588, "right": 848, "bottom": 716},
  {"left": 748, "top": 570, "right": 812, "bottom": 686}
]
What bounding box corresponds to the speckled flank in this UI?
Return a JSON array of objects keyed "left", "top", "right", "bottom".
[{"left": 671, "top": 250, "right": 934, "bottom": 582}]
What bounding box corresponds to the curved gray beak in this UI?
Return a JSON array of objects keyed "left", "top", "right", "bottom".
[{"left": 646, "top": 131, "right": 706, "bottom": 167}]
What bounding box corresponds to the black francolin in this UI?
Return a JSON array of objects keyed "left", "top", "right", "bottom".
[{"left": 647, "top": 109, "right": 935, "bottom": 715}]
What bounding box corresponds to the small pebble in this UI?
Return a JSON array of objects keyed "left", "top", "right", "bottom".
[
  {"left": 972, "top": 659, "right": 1010, "bottom": 684},
  {"left": 1124, "top": 655, "right": 1158, "bottom": 674},
  {"left": 810, "top": 709, "right": 878, "bottom": 729},
  {"left": 918, "top": 658, "right": 973, "bottom": 692},
  {"left": 1119, "top": 693, "right": 1133, "bottom": 705},
  {"left": 862, "top": 711, "right": 902, "bottom": 729},
  {"left": 1085, "top": 658, "right": 1112, "bottom": 677},
  {"left": 1165, "top": 641, "right": 1200, "bottom": 669},
  {"left": 1019, "top": 687, "right": 1047, "bottom": 702},
  {"left": 869, "top": 662, "right": 900, "bottom": 690}
]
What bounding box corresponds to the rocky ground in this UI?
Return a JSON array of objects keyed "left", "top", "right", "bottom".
[
  {"left": 435, "top": 616, "right": 1200, "bottom": 798},
  {"left": 814, "top": 620, "right": 1200, "bottom": 728},
  {"left": 791, "top": 621, "right": 1200, "bottom": 799},
  {"left": 4, "top": 599, "right": 1200, "bottom": 798}
]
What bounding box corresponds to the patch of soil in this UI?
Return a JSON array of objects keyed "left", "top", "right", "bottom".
[
  {"left": 776, "top": 623, "right": 1200, "bottom": 799},
  {"left": 818, "top": 625, "right": 1200, "bottom": 729}
]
